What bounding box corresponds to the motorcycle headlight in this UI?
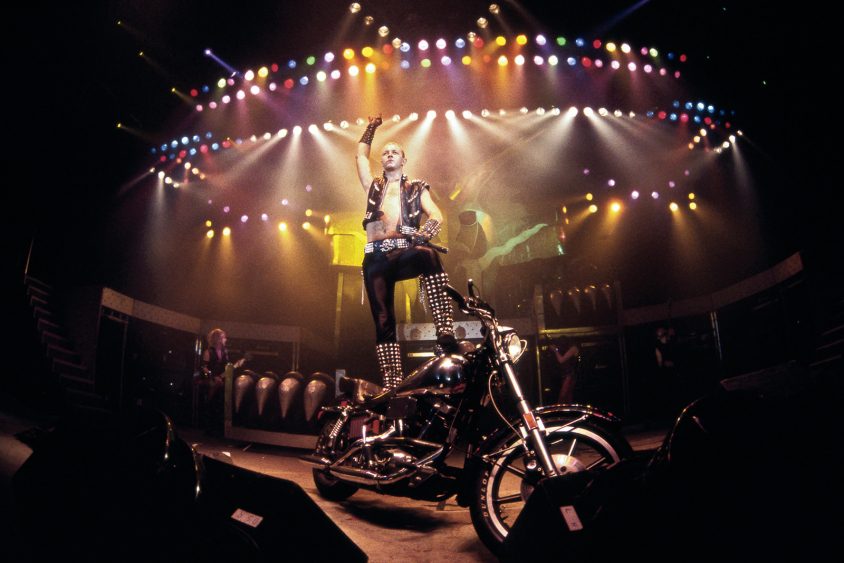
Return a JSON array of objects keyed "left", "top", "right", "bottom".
[{"left": 503, "top": 332, "right": 527, "bottom": 364}]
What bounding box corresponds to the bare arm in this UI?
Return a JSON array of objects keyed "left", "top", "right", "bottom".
[
  {"left": 554, "top": 345, "right": 579, "bottom": 364},
  {"left": 355, "top": 114, "right": 382, "bottom": 190},
  {"left": 420, "top": 187, "right": 443, "bottom": 224}
]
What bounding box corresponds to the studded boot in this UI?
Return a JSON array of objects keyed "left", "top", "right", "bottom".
[
  {"left": 375, "top": 342, "right": 404, "bottom": 389},
  {"left": 421, "top": 272, "right": 458, "bottom": 354}
]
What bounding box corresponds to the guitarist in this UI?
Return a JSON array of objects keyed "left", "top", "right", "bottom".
[{"left": 198, "top": 327, "right": 241, "bottom": 435}]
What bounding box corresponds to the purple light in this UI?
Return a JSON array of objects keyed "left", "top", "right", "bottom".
[
  {"left": 631, "top": 191, "right": 640, "bottom": 199},
  {"left": 668, "top": 181, "right": 676, "bottom": 188},
  {"left": 608, "top": 179, "right": 616, "bottom": 187},
  {"left": 651, "top": 191, "right": 659, "bottom": 199},
  {"left": 305, "top": 184, "right": 313, "bottom": 192},
  {"left": 240, "top": 215, "right": 248, "bottom": 223},
  {"left": 583, "top": 168, "right": 590, "bottom": 175},
  {"left": 223, "top": 206, "right": 230, "bottom": 213}
]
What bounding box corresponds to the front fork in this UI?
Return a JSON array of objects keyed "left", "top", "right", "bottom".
[{"left": 500, "top": 362, "right": 559, "bottom": 478}]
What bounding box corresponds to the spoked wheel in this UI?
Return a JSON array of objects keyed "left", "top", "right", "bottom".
[
  {"left": 311, "top": 416, "right": 359, "bottom": 501},
  {"left": 469, "top": 417, "right": 632, "bottom": 557}
]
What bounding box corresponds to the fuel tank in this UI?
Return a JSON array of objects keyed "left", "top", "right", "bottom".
[{"left": 394, "top": 353, "right": 470, "bottom": 396}]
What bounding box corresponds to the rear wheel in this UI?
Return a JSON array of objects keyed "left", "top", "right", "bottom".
[
  {"left": 469, "top": 417, "right": 631, "bottom": 557},
  {"left": 312, "top": 417, "right": 358, "bottom": 501}
]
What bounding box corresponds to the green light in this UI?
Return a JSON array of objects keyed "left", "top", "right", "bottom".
[
  {"left": 556, "top": 36, "right": 567, "bottom": 46},
  {"left": 306, "top": 56, "right": 316, "bottom": 65}
]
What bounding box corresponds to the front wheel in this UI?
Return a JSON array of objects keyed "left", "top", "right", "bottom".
[
  {"left": 469, "top": 416, "right": 632, "bottom": 557},
  {"left": 311, "top": 416, "right": 359, "bottom": 501}
]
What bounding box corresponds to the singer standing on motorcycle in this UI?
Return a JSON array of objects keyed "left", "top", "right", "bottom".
[{"left": 356, "top": 114, "right": 456, "bottom": 389}]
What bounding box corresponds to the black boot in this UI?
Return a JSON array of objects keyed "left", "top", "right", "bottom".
[
  {"left": 375, "top": 342, "right": 404, "bottom": 389},
  {"left": 421, "top": 272, "right": 458, "bottom": 354}
]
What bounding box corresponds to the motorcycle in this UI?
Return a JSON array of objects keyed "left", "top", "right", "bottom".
[{"left": 300, "top": 280, "right": 633, "bottom": 556}]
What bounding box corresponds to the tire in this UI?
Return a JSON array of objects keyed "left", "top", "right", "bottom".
[
  {"left": 469, "top": 416, "right": 632, "bottom": 557},
  {"left": 311, "top": 416, "right": 359, "bottom": 501}
]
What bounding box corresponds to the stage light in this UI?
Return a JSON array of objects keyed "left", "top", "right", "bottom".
[
  {"left": 281, "top": 199, "right": 289, "bottom": 205},
  {"left": 349, "top": 65, "right": 359, "bottom": 76},
  {"left": 302, "top": 222, "right": 311, "bottom": 230},
  {"left": 279, "top": 222, "right": 287, "bottom": 232},
  {"left": 514, "top": 54, "right": 524, "bottom": 65},
  {"left": 392, "top": 37, "right": 402, "bottom": 48},
  {"left": 477, "top": 17, "right": 488, "bottom": 28},
  {"left": 583, "top": 107, "right": 594, "bottom": 117},
  {"left": 331, "top": 69, "right": 341, "bottom": 79},
  {"left": 497, "top": 55, "right": 508, "bottom": 66},
  {"left": 250, "top": 85, "right": 260, "bottom": 95},
  {"left": 551, "top": 107, "right": 561, "bottom": 115},
  {"left": 468, "top": 31, "right": 477, "bottom": 42},
  {"left": 586, "top": 193, "right": 593, "bottom": 201},
  {"left": 594, "top": 59, "right": 604, "bottom": 68},
  {"left": 606, "top": 42, "right": 617, "bottom": 52},
  {"left": 455, "top": 38, "right": 466, "bottom": 48},
  {"left": 598, "top": 107, "right": 609, "bottom": 116},
  {"left": 343, "top": 48, "right": 355, "bottom": 59},
  {"left": 516, "top": 35, "right": 527, "bottom": 45},
  {"left": 588, "top": 204, "right": 598, "bottom": 213},
  {"left": 244, "top": 69, "right": 255, "bottom": 81},
  {"left": 651, "top": 191, "right": 659, "bottom": 199},
  {"left": 158, "top": 171, "right": 165, "bottom": 179},
  {"left": 462, "top": 55, "right": 472, "bottom": 65},
  {"left": 308, "top": 124, "right": 318, "bottom": 134},
  {"left": 520, "top": 107, "right": 528, "bottom": 114},
  {"left": 206, "top": 229, "right": 214, "bottom": 238},
  {"left": 462, "top": 110, "right": 472, "bottom": 119},
  {"left": 365, "top": 62, "right": 376, "bottom": 73},
  {"left": 441, "top": 56, "right": 451, "bottom": 65},
  {"left": 620, "top": 43, "right": 631, "bottom": 53},
  {"left": 378, "top": 26, "right": 389, "bottom": 37},
  {"left": 436, "top": 38, "right": 446, "bottom": 49},
  {"left": 364, "top": 15, "right": 373, "bottom": 25},
  {"left": 400, "top": 42, "right": 410, "bottom": 52},
  {"left": 631, "top": 191, "right": 640, "bottom": 199},
  {"left": 534, "top": 55, "right": 544, "bottom": 65},
  {"left": 536, "top": 107, "right": 545, "bottom": 115},
  {"left": 610, "top": 60, "right": 620, "bottom": 70},
  {"left": 481, "top": 109, "right": 490, "bottom": 117},
  {"left": 489, "top": 3, "right": 500, "bottom": 14},
  {"left": 261, "top": 213, "right": 269, "bottom": 222},
  {"left": 495, "top": 36, "right": 506, "bottom": 46},
  {"left": 610, "top": 202, "right": 622, "bottom": 213},
  {"left": 361, "top": 46, "right": 374, "bottom": 57},
  {"left": 689, "top": 202, "right": 697, "bottom": 210},
  {"left": 628, "top": 62, "right": 637, "bottom": 71},
  {"left": 445, "top": 110, "right": 456, "bottom": 120},
  {"left": 421, "top": 58, "right": 431, "bottom": 67},
  {"left": 283, "top": 79, "right": 294, "bottom": 89},
  {"left": 277, "top": 128, "right": 288, "bottom": 138},
  {"left": 340, "top": 120, "right": 349, "bottom": 129},
  {"left": 669, "top": 202, "right": 679, "bottom": 212},
  {"left": 299, "top": 77, "right": 309, "bottom": 85},
  {"left": 418, "top": 39, "right": 429, "bottom": 51},
  {"left": 349, "top": 3, "right": 361, "bottom": 13},
  {"left": 548, "top": 55, "right": 558, "bottom": 65},
  {"left": 293, "top": 125, "right": 302, "bottom": 135},
  {"left": 499, "top": 109, "right": 507, "bottom": 116},
  {"left": 400, "top": 60, "right": 410, "bottom": 69},
  {"left": 317, "top": 71, "right": 327, "bottom": 81},
  {"left": 305, "top": 184, "right": 313, "bottom": 192},
  {"left": 409, "top": 112, "right": 419, "bottom": 120},
  {"left": 216, "top": 78, "right": 226, "bottom": 88},
  {"left": 614, "top": 109, "right": 623, "bottom": 117},
  {"left": 556, "top": 36, "right": 566, "bottom": 46},
  {"left": 608, "top": 179, "right": 615, "bottom": 186},
  {"left": 427, "top": 110, "right": 437, "bottom": 119},
  {"left": 392, "top": 114, "right": 400, "bottom": 122},
  {"left": 195, "top": 105, "right": 203, "bottom": 112},
  {"left": 305, "top": 209, "right": 313, "bottom": 217},
  {"left": 644, "top": 64, "right": 653, "bottom": 73},
  {"left": 241, "top": 215, "right": 249, "bottom": 223},
  {"left": 223, "top": 227, "right": 232, "bottom": 236}
]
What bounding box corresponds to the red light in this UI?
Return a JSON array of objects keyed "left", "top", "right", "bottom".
[
  {"left": 680, "top": 113, "right": 689, "bottom": 123},
  {"left": 581, "top": 57, "right": 592, "bottom": 68},
  {"left": 657, "top": 111, "right": 667, "bottom": 120},
  {"left": 592, "top": 39, "right": 601, "bottom": 49},
  {"left": 679, "top": 54, "right": 687, "bottom": 62},
  {"left": 284, "top": 78, "right": 294, "bottom": 89},
  {"left": 382, "top": 44, "right": 393, "bottom": 54},
  {"left": 271, "top": 63, "right": 279, "bottom": 72},
  {"left": 474, "top": 38, "right": 484, "bottom": 49},
  {"left": 190, "top": 88, "right": 198, "bottom": 97}
]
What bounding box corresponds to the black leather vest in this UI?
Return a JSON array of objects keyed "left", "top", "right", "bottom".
[{"left": 361, "top": 174, "right": 429, "bottom": 230}]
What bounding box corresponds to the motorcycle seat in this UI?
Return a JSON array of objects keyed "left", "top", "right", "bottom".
[{"left": 338, "top": 376, "right": 393, "bottom": 406}]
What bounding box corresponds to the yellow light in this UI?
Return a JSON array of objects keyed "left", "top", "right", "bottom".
[
  {"left": 305, "top": 209, "right": 313, "bottom": 217},
  {"left": 362, "top": 46, "right": 374, "bottom": 58},
  {"left": 206, "top": 229, "right": 214, "bottom": 238},
  {"left": 462, "top": 55, "right": 472, "bottom": 65},
  {"left": 343, "top": 48, "right": 355, "bottom": 60},
  {"left": 324, "top": 214, "right": 331, "bottom": 224},
  {"left": 222, "top": 227, "right": 232, "bottom": 236},
  {"left": 205, "top": 220, "right": 212, "bottom": 227},
  {"left": 688, "top": 193, "right": 696, "bottom": 200},
  {"left": 278, "top": 222, "right": 287, "bottom": 232},
  {"left": 588, "top": 204, "right": 598, "bottom": 213},
  {"left": 217, "top": 78, "right": 226, "bottom": 88},
  {"left": 516, "top": 34, "right": 527, "bottom": 45},
  {"left": 258, "top": 66, "right": 269, "bottom": 78},
  {"left": 586, "top": 193, "right": 593, "bottom": 201},
  {"left": 497, "top": 55, "right": 508, "bottom": 66},
  {"left": 689, "top": 202, "right": 697, "bottom": 210},
  {"left": 606, "top": 42, "right": 617, "bottom": 52},
  {"left": 421, "top": 58, "right": 431, "bottom": 67},
  {"left": 669, "top": 202, "right": 679, "bottom": 212},
  {"left": 365, "top": 62, "right": 376, "bottom": 73},
  {"left": 562, "top": 206, "right": 567, "bottom": 214},
  {"left": 610, "top": 201, "right": 622, "bottom": 213},
  {"left": 496, "top": 36, "right": 506, "bottom": 46},
  {"left": 302, "top": 222, "right": 311, "bottom": 230}
]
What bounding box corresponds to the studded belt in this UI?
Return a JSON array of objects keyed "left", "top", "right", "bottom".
[{"left": 364, "top": 238, "right": 411, "bottom": 254}]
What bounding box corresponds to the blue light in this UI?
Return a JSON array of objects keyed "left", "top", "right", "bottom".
[
  {"left": 575, "top": 38, "right": 585, "bottom": 47},
  {"left": 181, "top": 136, "right": 189, "bottom": 145},
  {"left": 189, "top": 148, "right": 197, "bottom": 155},
  {"left": 685, "top": 102, "right": 693, "bottom": 110},
  {"left": 646, "top": 110, "right": 655, "bottom": 118},
  {"left": 566, "top": 57, "right": 576, "bottom": 66},
  {"left": 170, "top": 140, "right": 178, "bottom": 149},
  {"left": 192, "top": 134, "right": 200, "bottom": 143},
  {"left": 150, "top": 147, "right": 157, "bottom": 154},
  {"left": 211, "top": 142, "right": 220, "bottom": 151},
  {"left": 400, "top": 60, "right": 410, "bottom": 69},
  {"left": 288, "top": 60, "right": 296, "bottom": 68},
  {"left": 669, "top": 113, "right": 677, "bottom": 121},
  {"left": 696, "top": 102, "right": 705, "bottom": 111},
  {"left": 400, "top": 42, "right": 410, "bottom": 53},
  {"left": 169, "top": 153, "right": 176, "bottom": 160},
  {"left": 201, "top": 85, "right": 210, "bottom": 93},
  {"left": 707, "top": 105, "right": 715, "bottom": 113},
  {"left": 693, "top": 115, "right": 701, "bottom": 123},
  {"left": 160, "top": 144, "right": 168, "bottom": 151},
  {"left": 455, "top": 38, "right": 465, "bottom": 48},
  {"left": 667, "top": 52, "right": 675, "bottom": 60},
  {"left": 300, "top": 76, "right": 309, "bottom": 85},
  {"left": 672, "top": 100, "right": 680, "bottom": 108},
  {"left": 206, "top": 132, "right": 213, "bottom": 139}
]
